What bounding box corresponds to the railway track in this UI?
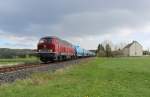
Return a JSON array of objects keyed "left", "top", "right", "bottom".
[
  {"left": 0, "top": 57, "right": 94, "bottom": 84},
  {"left": 0, "top": 63, "right": 49, "bottom": 73},
  {"left": 0, "top": 59, "right": 80, "bottom": 73},
  {"left": 0, "top": 64, "right": 43, "bottom": 73}
]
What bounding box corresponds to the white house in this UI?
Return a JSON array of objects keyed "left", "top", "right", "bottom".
[{"left": 123, "top": 41, "right": 143, "bottom": 56}]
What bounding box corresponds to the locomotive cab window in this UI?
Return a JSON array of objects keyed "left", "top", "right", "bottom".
[
  {"left": 41, "top": 38, "right": 52, "bottom": 43},
  {"left": 46, "top": 38, "right": 52, "bottom": 43},
  {"left": 39, "top": 39, "right": 46, "bottom": 43}
]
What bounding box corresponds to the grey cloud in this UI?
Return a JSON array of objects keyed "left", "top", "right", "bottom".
[
  {"left": 1, "top": 0, "right": 150, "bottom": 36},
  {"left": 0, "top": 0, "right": 150, "bottom": 49},
  {"left": 50, "top": 10, "right": 150, "bottom": 37}
]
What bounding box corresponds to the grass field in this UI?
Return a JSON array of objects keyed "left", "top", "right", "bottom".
[
  {"left": 0, "top": 57, "right": 150, "bottom": 97},
  {"left": 0, "top": 57, "right": 39, "bottom": 66}
]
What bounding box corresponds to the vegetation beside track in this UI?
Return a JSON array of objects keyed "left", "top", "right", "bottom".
[
  {"left": 0, "top": 57, "right": 150, "bottom": 97},
  {"left": 0, "top": 57, "right": 39, "bottom": 66}
]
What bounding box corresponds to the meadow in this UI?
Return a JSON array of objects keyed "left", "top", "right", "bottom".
[
  {"left": 0, "top": 57, "right": 150, "bottom": 97},
  {"left": 0, "top": 57, "right": 39, "bottom": 66}
]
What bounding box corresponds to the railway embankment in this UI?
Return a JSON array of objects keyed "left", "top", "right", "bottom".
[{"left": 0, "top": 57, "right": 94, "bottom": 84}]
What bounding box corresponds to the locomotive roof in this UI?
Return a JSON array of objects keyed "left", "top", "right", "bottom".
[
  {"left": 41, "top": 36, "right": 73, "bottom": 47},
  {"left": 41, "top": 36, "right": 58, "bottom": 39}
]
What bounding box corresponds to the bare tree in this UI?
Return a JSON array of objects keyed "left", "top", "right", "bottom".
[
  {"left": 97, "top": 44, "right": 105, "bottom": 57},
  {"left": 101, "top": 40, "right": 114, "bottom": 50},
  {"left": 105, "top": 44, "right": 112, "bottom": 57}
]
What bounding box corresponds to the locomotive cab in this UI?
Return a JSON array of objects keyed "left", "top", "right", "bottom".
[
  {"left": 37, "top": 37, "right": 57, "bottom": 62},
  {"left": 38, "top": 38, "right": 54, "bottom": 52}
]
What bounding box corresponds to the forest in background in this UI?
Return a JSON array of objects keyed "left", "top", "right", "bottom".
[{"left": 0, "top": 48, "right": 36, "bottom": 59}]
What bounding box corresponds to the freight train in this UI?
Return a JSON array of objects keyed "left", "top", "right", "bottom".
[{"left": 37, "top": 36, "right": 95, "bottom": 63}]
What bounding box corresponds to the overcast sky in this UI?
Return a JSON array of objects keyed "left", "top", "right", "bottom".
[{"left": 0, "top": 0, "right": 150, "bottom": 50}]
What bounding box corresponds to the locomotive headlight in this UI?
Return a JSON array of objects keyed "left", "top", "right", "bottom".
[
  {"left": 49, "top": 49, "right": 52, "bottom": 52},
  {"left": 51, "top": 49, "right": 53, "bottom": 52}
]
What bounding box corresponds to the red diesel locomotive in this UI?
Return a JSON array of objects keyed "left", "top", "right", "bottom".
[{"left": 37, "top": 36, "right": 75, "bottom": 62}]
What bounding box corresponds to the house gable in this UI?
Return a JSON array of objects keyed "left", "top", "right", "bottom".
[{"left": 123, "top": 41, "right": 143, "bottom": 56}]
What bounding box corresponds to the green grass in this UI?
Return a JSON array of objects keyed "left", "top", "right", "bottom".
[
  {"left": 0, "top": 57, "right": 150, "bottom": 97},
  {"left": 0, "top": 57, "right": 39, "bottom": 66}
]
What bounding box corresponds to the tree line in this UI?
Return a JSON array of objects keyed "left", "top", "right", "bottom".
[
  {"left": 96, "top": 44, "right": 112, "bottom": 57},
  {"left": 0, "top": 48, "right": 36, "bottom": 59}
]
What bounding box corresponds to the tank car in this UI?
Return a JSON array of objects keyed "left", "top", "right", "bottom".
[
  {"left": 74, "top": 45, "right": 95, "bottom": 57},
  {"left": 74, "top": 45, "right": 85, "bottom": 58}
]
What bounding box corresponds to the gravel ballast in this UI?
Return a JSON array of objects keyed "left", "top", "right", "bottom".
[{"left": 0, "top": 58, "right": 93, "bottom": 84}]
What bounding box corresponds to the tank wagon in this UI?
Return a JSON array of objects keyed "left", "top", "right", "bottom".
[
  {"left": 74, "top": 45, "right": 95, "bottom": 57},
  {"left": 74, "top": 45, "right": 84, "bottom": 57},
  {"left": 37, "top": 36, "right": 95, "bottom": 62}
]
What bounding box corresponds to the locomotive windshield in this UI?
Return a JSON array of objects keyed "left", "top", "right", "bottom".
[{"left": 39, "top": 38, "right": 52, "bottom": 43}]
